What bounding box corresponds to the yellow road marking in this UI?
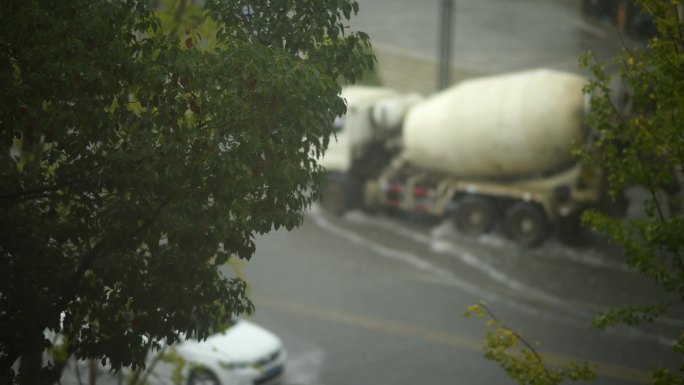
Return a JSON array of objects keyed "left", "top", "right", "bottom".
[{"left": 255, "top": 297, "right": 652, "bottom": 384}]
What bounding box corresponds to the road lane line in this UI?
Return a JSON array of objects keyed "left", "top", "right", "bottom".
[
  {"left": 255, "top": 297, "right": 652, "bottom": 384},
  {"left": 308, "top": 207, "right": 677, "bottom": 346},
  {"left": 308, "top": 208, "right": 592, "bottom": 324},
  {"left": 308, "top": 207, "right": 502, "bottom": 302},
  {"left": 343, "top": 208, "right": 631, "bottom": 272},
  {"left": 314, "top": 207, "right": 570, "bottom": 309}
]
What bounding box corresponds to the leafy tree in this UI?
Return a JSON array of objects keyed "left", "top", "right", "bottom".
[
  {"left": 0, "top": 0, "right": 373, "bottom": 384},
  {"left": 468, "top": 0, "right": 684, "bottom": 383},
  {"left": 578, "top": 1, "right": 684, "bottom": 382}
]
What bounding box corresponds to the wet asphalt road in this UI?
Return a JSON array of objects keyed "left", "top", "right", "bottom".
[{"left": 241, "top": 205, "right": 680, "bottom": 385}]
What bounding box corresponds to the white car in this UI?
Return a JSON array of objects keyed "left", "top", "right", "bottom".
[
  {"left": 169, "top": 319, "right": 287, "bottom": 385},
  {"left": 57, "top": 319, "right": 287, "bottom": 385}
]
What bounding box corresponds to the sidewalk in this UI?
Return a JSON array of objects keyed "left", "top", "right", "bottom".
[{"left": 351, "top": 0, "right": 634, "bottom": 94}]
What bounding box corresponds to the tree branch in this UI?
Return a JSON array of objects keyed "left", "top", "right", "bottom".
[
  {"left": 648, "top": 186, "right": 667, "bottom": 222},
  {"left": 479, "top": 302, "right": 555, "bottom": 383},
  {"left": 0, "top": 179, "right": 84, "bottom": 203},
  {"left": 55, "top": 200, "right": 169, "bottom": 326},
  {"left": 171, "top": 0, "right": 188, "bottom": 36}
]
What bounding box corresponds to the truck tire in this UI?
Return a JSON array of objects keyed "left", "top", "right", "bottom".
[
  {"left": 503, "top": 202, "right": 549, "bottom": 247},
  {"left": 321, "top": 178, "right": 349, "bottom": 215},
  {"left": 454, "top": 196, "right": 496, "bottom": 235}
]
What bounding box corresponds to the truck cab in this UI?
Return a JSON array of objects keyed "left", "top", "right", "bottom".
[{"left": 319, "top": 86, "right": 421, "bottom": 213}]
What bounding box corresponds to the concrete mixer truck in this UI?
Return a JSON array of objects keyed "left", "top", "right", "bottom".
[{"left": 320, "top": 69, "right": 604, "bottom": 246}]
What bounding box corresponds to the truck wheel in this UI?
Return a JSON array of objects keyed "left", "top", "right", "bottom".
[
  {"left": 503, "top": 202, "right": 549, "bottom": 247},
  {"left": 454, "top": 196, "right": 496, "bottom": 235},
  {"left": 321, "top": 179, "right": 349, "bottom": 215}
]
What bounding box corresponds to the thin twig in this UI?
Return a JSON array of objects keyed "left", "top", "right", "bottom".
[
  {"left": 479, "top": 302, "right": 555, "bottom": 382},
  {"left": 137, "top": 344, "right": 168, "bottom": 385}
]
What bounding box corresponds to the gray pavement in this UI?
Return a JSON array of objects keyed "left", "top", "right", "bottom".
[
  {"left": 349, "top": 0, "right": 639, "bottom": 94},
  {"left": 241, "top": 206, "right": 678, "bottom": 385}
]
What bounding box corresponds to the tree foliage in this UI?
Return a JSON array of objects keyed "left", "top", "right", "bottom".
[
  {"left": 578, "top": 0, "right": 684, "bottom": 383},
  {"left": 465, "top": 303, "right": 596, "bottom": 385},
  {"left": 0, "top": 0, "right": 373, "bottom": 383}
]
